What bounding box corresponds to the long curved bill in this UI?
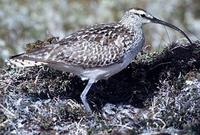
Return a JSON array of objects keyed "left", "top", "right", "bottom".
[{"left": 151, "top": 17, "right": 193, "bottom": 45}]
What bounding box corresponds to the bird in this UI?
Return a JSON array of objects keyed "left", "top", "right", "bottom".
[{"left": 9, "top": 8, "right": 193, "bottom": 113}]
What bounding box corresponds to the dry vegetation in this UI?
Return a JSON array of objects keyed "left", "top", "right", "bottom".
[{"left": 0, "top": 41, "right": 200, "bottom": 134}]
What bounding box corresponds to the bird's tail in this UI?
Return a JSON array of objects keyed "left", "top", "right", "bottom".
[{"left": 8, "top": 53, "right": 47, "bottom": 68}]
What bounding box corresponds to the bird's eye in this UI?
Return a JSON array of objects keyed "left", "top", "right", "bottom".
[{"left": 141, "top": 14, "right": 145, "bottom": 17}]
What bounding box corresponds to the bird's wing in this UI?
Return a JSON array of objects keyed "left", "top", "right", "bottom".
[{"left": 10, "top": 23, "right": 136, "bottom": 68}]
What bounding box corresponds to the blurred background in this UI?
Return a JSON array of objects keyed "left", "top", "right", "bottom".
[{"left": 0, "top": 0, "right": 199, "bottom": 67}]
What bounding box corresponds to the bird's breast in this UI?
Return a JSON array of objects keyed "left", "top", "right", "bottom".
[{"left": 121, "top": 33, "right": 145, "bottom": 68}]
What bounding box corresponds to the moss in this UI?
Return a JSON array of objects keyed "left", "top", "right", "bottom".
[
  {"left": 25, "top": 36, "right": 59, "bottom": 53},
  {"left": 0, "top": 41, "right": 200, "bottom": 134}
]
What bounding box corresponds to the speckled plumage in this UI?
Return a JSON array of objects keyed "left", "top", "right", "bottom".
[{"left": 16, "top": 23, "right": 137, "bottom": 68}]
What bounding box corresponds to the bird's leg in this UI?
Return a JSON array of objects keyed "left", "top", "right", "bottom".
[{"left": 80, "top": 79, "right": 95, "bottom": 113}]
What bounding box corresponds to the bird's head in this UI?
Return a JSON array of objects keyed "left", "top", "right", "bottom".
[
  {"left": 120, "top": 8, "right": 193, "bottom": 44},
  {"left": 127, "top": 8, "right": 154, "bottom": 24},
  {"left": 120, "top": 8, "right": 154, "bottom": 28}
]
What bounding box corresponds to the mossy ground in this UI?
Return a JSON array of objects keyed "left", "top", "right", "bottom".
[{"left": 0, "top": 41, "right": 200, "bottom": 134}]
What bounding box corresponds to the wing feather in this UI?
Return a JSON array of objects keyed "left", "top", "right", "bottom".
[{"left": 10, "top": 23, "right": 136, "bottom": 68}]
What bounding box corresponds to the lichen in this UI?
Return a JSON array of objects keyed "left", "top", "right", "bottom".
[{"left": 0, "top": 41, "right": 200, "bottom": 134}]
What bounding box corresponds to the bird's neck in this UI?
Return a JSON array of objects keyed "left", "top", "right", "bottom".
[{"left": 119, "top": 17, "right": 143, "bottom": 32}]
